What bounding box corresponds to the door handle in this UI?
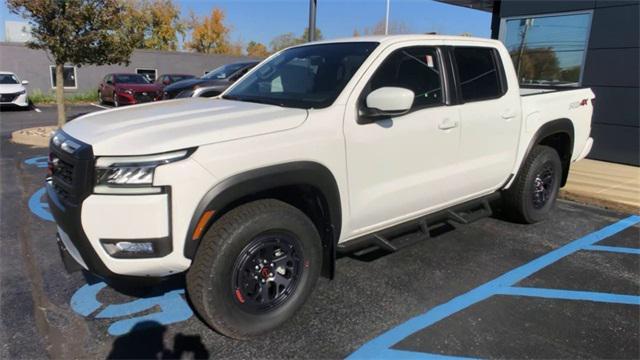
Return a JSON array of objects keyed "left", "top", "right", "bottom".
[
  {"left": 438, "top": 118, "right": 458, "bottom": 130},
  {"left": 501, "top": 110, "right": 516, "bottom": 120}
]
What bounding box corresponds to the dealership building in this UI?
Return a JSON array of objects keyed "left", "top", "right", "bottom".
[{"left": 439, "top": 0, "right": 639, "bottom": 165}]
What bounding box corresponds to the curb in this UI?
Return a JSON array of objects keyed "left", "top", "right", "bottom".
[
  {"left": 559, "top": 189, "right": 639, "bottom": 215},
  {"left": 10, "top": 126, "right": 56, "bottom": 148}
]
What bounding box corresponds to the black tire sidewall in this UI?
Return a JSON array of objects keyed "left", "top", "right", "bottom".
[
  {"left": 190, "top": 201, "right": 322, "bottom": 338},
  {"left": 521, "top": 148, "right": 562, "bottom": 222}
]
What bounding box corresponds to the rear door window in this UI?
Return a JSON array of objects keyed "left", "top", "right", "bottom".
[{"left": 453, "top": 47, "right": 503, "bottom": 102}]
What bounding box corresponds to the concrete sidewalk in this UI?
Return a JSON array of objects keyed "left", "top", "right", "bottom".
[{"left": 560, "top": 159, "right": 640, "bottom": 214}]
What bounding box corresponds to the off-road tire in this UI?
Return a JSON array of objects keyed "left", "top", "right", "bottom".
[
  {"left": 502, "top": 145, "right": 562, "bottom": 223},
  {"left": 186, "top": 199, "right": 322, "bottom": 339}
]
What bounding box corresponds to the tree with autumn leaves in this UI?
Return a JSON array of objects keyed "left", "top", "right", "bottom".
[
  {"left": 246, "top": 41, "right": 270, "bottom": 57},
  {"left": 185, "top": 8, "right": 231, "bottom": 54},
  {"left": 7, "top": 0, "right": 144, "bottom": 126}
]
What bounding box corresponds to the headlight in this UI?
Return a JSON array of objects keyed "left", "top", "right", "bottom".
[
  {"left": 123, "top": 89, "right": 134, "bottom": 95},
  {"left": 18, "top": 89, "right": 26, "bottom": 95},
  {"left": 95, "top": 149, "right": 193, "bottom": 194},
  {"left": 52, "top": 131, "right": 81, "bottom": 154}
]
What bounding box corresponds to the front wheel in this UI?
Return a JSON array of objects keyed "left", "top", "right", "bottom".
[
  {"left": 502, "top": 145, "right": 562, "bottom": 223},
  {"left": 186, "top": 199, "right": 322, "bottom": 339}
]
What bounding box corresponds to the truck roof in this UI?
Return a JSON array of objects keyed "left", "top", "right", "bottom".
[{"left": 300, "top": 34, "right": 502, "bottom": 47}]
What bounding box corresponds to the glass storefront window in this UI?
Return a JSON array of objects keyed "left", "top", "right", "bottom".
[{"left": 502, "top": 12, "right": 592, "bottom": 87}]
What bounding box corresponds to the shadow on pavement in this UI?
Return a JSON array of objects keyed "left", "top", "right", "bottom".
[{"left": 108, "top": 321, "right": 209, "bottom": 359}]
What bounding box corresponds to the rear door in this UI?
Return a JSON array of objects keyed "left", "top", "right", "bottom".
[
  {"left": 449, "top": 45, "right": 521, "bottom": 195},
  {"left": 343, "top": 45, "right": 463, "bottom": 235}
]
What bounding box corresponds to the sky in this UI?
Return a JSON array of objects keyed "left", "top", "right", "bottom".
[{"left": 1, "top": 0, "right": 491, "bottom": 47}]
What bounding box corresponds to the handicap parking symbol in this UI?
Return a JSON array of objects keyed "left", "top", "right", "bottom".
[
  {"left": 24, "top": 155, "right": 49, "bottom": 168},
  {"left": 25, "top": 156, "right": 54, "bottom": 222},
  {"left": 70, "top": 282, "right": 193, "bottom": 336}
]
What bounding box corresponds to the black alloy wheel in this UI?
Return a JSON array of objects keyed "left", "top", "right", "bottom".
[
  {"left": 532, "top": 164, "right": 554, "bottom": 209},
  {"left": 501, "top": 145, "right": 562, "bottom": 224},
  {"left": 186, "top": 199, "right": 322, "bottom": 339},
  {"left": 231, "top": 232, "right": 303, "bottom": 313}
]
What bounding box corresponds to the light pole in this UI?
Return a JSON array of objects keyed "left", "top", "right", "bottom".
[
  {"left": 384, "top": 0, "right": 390, "bottom": 35},
  {"left": 308, "top": 0, "right": 317, "bottom": 42}
]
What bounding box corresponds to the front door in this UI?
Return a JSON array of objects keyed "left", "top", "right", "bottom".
[{"left": 343, "top": 45, "right": 462, "bottom": 236}]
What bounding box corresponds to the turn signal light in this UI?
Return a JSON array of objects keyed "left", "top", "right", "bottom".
[{"left": 192, "top": 210, "right": 215, "bottom": 240}]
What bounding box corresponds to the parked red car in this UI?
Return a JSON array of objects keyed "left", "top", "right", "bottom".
[{"left": 98, "top": 73, "right": 162, "bottom": 107}]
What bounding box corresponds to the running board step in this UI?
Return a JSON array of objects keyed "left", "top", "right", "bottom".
[
  {"left": 447, "top": 200, "right": 493, "bottom": 225},
  {"left": 371, "top": 231, "right": 429, "bottom": 253},
  {"left": 338, "top": 193, "right": 499, "bottom": 255}
]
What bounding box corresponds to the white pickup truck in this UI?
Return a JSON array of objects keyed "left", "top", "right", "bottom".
[{"left": 47, "top": 35, "right": 594, "bottom": 338}]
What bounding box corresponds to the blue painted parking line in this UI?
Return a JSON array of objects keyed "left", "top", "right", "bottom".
[
  {"left": 348, "top": 215, "right": 640, "bottom": 359},
  {"left": 496, "top": 287, "right": 640, "bottom": 305},
  {"left": 583, "top": 244, "right": 640, "bottom": 255}
]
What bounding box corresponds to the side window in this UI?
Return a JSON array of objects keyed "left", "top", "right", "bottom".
[
  {"left": 453, "top": 47, "right": 503, "bottom": 102},
  {"left": 367, "top": 46, "right": 444, "bottom": 109}
]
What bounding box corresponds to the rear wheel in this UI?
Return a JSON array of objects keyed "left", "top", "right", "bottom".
[
  {"left": 186, "top": 199, "right": 322, "bottom": 339},
  {"left": 502, "top": 145, "right": 562, "bottom": 223}
]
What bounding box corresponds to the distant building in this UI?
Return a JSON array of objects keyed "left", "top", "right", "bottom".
[
  {"left": 4, "top": 21, "right": 32, "bottom": 43},
  {"left": 0, "top": 41, "right": 259, "bottom": 97}
]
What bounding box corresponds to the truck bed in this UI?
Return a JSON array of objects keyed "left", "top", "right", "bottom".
[
  {"left": 519, "top": 86, "right": 595, "bottom": 163},
  {"left": 520, "top": 85, "right": 586, "bottom": 96}
]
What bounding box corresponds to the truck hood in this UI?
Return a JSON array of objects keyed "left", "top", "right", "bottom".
[{"left": 62, "top": 98, "right": 308, "bottom": 156}]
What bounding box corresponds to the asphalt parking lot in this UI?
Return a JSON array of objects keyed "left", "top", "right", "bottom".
[{"left": 1, "top": 105, "right": 638, "bottom": 359}]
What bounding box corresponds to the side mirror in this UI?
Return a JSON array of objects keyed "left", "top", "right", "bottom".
[
  {"left": 163, "top": 79, "right": 170, "bottom": 85},
  {"left": 360, "top": 87, "right": 414, "bottom": 123},
  {"left": 21, "top": 80, "right": 29, "bottom": 85}
]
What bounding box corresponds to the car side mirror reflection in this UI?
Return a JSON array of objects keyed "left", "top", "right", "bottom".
[{"left": 359, "top": 87, "right": 414, "bottom": 124}]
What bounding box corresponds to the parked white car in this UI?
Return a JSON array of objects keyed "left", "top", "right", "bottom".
[
  {"left": 0, "top": 71, "right": 29, "bottom": 108},
  {"left": 48, "top": 35, "right": 594, "bottom": 339}
]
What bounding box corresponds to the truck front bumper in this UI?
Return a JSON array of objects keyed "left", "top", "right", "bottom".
[{"left": 47, "top": 180, "right": 189, "bottom": 280}]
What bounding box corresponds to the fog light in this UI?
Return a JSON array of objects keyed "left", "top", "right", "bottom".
[{"left": 103, "top": 241, "right": 154, "bottom": 257}]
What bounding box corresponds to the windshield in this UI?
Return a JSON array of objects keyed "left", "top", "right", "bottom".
[
  {"left": 0, "top": 74, "right": 19, "bottom": 84},
  {"left": 223, "top": 42, "right": 378, "bottom": 109},
  {"left": 114, "top": 74, "right": 149, "bottom": 84},
  {"left": 203, "top": 63, "right": 249, "bottom": 80}
]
